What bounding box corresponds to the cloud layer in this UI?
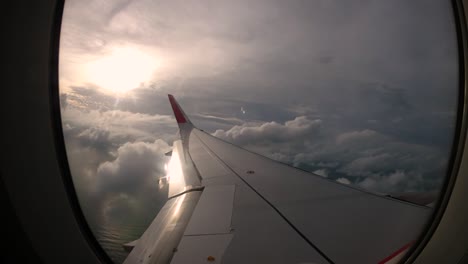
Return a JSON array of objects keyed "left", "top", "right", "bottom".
[{"left": 213, "top": 118, "right": 449, "bottom": 193}]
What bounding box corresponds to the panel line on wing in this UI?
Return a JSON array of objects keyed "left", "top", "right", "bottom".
[{"left": 191, "top": 129, "right": 335, "bottom": 264}]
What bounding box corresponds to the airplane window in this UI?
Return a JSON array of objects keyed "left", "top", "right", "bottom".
[{"left": 59, "top": 0, "right": 458, "bottom": 263}]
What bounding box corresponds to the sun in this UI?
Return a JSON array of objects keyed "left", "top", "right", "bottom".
[{"left": 85, "top": 46, "right": 156, "bottom": 94}]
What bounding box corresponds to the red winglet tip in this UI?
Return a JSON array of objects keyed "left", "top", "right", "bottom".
[{"left": 168, "top": 94, "right": 187, "bottom": 124}]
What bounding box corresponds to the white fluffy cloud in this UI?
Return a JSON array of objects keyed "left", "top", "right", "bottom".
[
  {"left": 336, "top": 178, "right": 351, "bottom": 185},
  {"left": 70, "top": 139, "right": 171, "bottom": 228},
  {"left": 313, "top": 169, "right": 328, "bottom": 178},
  {"left": 96, "top": 139, "right": 170, "bottom": 195},
  {"left": 213, "top": 116, "right": 322, "bottom": 145},
  {"left": 61, "top": 102, "right": 176, "bottom": 228},
  {"left": 358, "top": 170, "right": 409, "bottom": 192}
]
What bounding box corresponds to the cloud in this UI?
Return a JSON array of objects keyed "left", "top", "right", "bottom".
[
  {"left": 358, "top": 170, "right": 409, "bottom": 192},
  {"left": 336, "top": 129, "right": 377, "bottom": 145},
  {"left": 336, "top": 178, "right": 351, "bottom": 185},
  {"left": 60, "top": 89, "right": 179, "bottom": 229},
  {"left": 60, "top": 0, "right": 457, "bottom": 113},
  {"left": 62, "top": 105, "right": 177, "bottom": 147},
  {"left": 303, "top": 129, "right": 447, "bottom": 193},
  {"left": 92, "top": 139, "right": 172, "bottom": 227},
  {"left": 75, "top": 127, "right": 112, "bottom": 151},
  {"left": 318, "top": 56, "right": 333, "bottom": 65},
  {"left": 192, "top": 113, "right": 245, "bottom": 126},
  {"left": 96, "top": 139, "right": 170, "bottom": 195},
  {"left": 213, "top": 116, "right": 322, "bottom": 145},
  {"left": 313, "top": 169, "right": 328, "bottom": 178},
  {"left": 67, "top": 138, "right": 171, "bottom": 228},
  {"left": 213, "top": 117, "right": 449, "bottom": 194}
]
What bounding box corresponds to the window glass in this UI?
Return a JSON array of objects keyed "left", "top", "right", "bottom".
[{"left": 59, "top": 0, "right": 458, "bottom": 263}]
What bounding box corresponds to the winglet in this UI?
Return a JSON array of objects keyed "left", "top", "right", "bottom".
[{"left": 168, "top": 94, "right": 192, "bottom": 124}]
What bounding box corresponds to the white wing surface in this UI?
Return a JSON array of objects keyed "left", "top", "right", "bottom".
[{"left": 123, "top": 95, "right": 431, "bottom": 264}]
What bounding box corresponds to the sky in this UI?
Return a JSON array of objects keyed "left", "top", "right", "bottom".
[{"left": 59, "top": 0, "right": 458, "bottom": 261}]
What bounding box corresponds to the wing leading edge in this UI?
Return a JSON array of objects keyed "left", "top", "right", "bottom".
[{"left": 124, "top": 95, "right": 431, "bottom": 264}]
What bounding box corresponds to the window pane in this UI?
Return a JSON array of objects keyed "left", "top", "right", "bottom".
[{"left": 59, "top": 0, "right": 458, "bottom": 263}]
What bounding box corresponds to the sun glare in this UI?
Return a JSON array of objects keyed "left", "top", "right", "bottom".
[{"left": 85, "top": 47, "right": 156, "bottom": 94}]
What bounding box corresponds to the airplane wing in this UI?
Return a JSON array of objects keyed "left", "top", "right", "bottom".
[{"left": 123, "top": 95, "right": 431, "bottom": 264}]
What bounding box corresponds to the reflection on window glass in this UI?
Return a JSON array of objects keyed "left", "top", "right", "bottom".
[{"left": 59, "top": 0, "right": 458, "bottom": 263}]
